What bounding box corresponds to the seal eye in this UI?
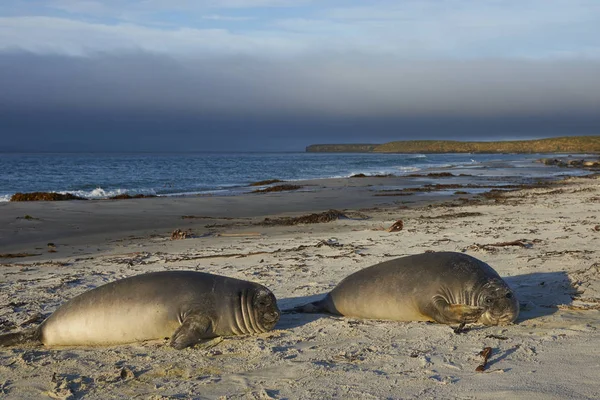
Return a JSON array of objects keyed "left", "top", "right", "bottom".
[
  {"left": 505, "top": 293, "right": 512, "bottom": 299},
  {"left": 257, "top": 297, "right": 271, "bottom": 307}
]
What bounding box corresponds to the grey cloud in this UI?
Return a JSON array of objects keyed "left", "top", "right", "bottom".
[
  {"left": 2, "top": 51, "right": 599, "bottom": 116},
  {"left": 1, "top": 50, "right": 599, "bottom": 151}
]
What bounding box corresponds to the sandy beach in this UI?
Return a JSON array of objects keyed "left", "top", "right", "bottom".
[{"left": 1, "top": 173, "right": 599, "bottom": 399}]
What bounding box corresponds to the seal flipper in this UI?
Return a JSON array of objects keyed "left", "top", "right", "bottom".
[
  {"left": 430, "top": 296, "right": 484, "bottom": 324},
  {"left": 0, "top": 327, "right": 42, "bottom": 347},
  {"left": 170, "top": 314, "right": 213, "bottom": 350}
]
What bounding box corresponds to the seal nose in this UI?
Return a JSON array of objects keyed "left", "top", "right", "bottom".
[{"left": 264, "top": 306, "right": 281, "bottom": 324}]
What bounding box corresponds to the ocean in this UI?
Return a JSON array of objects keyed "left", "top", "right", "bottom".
[{"left": 0, "top": 152, "right": 590, "bottom": 202}]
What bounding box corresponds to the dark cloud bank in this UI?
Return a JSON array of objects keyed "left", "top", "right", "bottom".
[{"left": 1, "top": 51, "right": 599, "bottom": 152}]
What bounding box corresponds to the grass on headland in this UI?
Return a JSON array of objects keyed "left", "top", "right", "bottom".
[
  {"left": 373, "top": 136, "right": 600, "bottom": 153},
  {"left": 307, "top": 136, "right": 600, "bottom": 154}
]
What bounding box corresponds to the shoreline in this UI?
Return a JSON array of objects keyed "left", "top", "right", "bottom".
[
  {"left": 0, "top": 171, "right": 599, "bottom": 398},
  {"left": 0, "top": 174, "right": 464, "bottom": 257},
  {"left": 2, "top": 152, "right": 598, "bottom": 203},
  {"left": 1, "top": 164, "right": 592, "bottom": 259}
]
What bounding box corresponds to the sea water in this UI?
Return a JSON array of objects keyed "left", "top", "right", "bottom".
[{"left": 0, "top": 152, "right": 590, "bottom": 201}]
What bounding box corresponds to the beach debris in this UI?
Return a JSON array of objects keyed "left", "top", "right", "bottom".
[
  {"left": 488, "top": 239, "right": 535, "bottom": 248},
  {"left": 318, "top": 238, "right": 342, "bottom": 247},
  {"left": 407, "top": 172, "right": 455, "bottom": 177},
  {"left": 48, "top": 243, "right": 57, "bottom": 253},
  {"left": 475, "top": 347, "right": 493, "bottom": 372},
  {"left": 159, "top": 241, "right": 356, "bottom": 263},
  {"left": 464, "top": 239, "right": 535, "bottom": 252},
  {"left": 387, "top": 220, "right": 404, "bottom": 232},
  {"left": 485, "top": 334, "right": 509, "bottom": 340},
  {"left": 105, "top": 252, "right": 156, "bottom": 266},
  {"left": 10, "top": 192, "right": 86, "bottom": 201},
  {"left": 252, "top": 184, "right": 302, "bottom": 193},
  {"left": 0, "top": 253, "right": 42, "bottom": 258},
  {"left": 350, "top": 173, "right": 393, "bottom": 178},
  {"left": 593, "top": 225, "right": 600, "bottom": 232},
  {"left": 16, "top": 215, "right": 40, "bottom": 221},
  {"left": 261, "top": 209, "right": 348, "bottom": 226},
  {"left": 421, "top": 212, "right": 484, "bottom": 220},
  {"left": 373, "top": 191, "right": 414, "bottom": 197},
  {"left": 248, "top": 179, "right": 284, "bottom": 186},
  {"left": 118, "top": 367, "right": 135, "bottom": 381},
  {"left": 171, "top": 229, "right": 191, "bottom": 240},
  {"left": 479, "top": 190, "right": 510, "bottom": 202}
]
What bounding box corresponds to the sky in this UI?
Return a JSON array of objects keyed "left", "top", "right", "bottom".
[{"left": 1, "top": 0, "right": 599, "bottom": 152}]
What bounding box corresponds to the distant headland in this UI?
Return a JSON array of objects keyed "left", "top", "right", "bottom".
[{"left": 306, "top": 136, "right": 600, "bottom": 154}]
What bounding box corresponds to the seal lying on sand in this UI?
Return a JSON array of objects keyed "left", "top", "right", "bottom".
[
  {"left": 0, "top": 271, "right": 280, "bottom": 349},
  {"left": 291, "top": 252, "right": 518, "bottom": 326}
]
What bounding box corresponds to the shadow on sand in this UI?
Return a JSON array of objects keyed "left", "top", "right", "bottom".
[
  {"left": 275, "top": 294, "right": 327, "bottom": 330},
  {"left": 505, "top": 271, "right": 574, "bottom": 322}
]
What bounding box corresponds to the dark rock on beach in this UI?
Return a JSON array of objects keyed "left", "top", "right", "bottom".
[
  {"left": 10, "top": 192, "right": 87, "bottom": 201},
  {"left": 538, "top": 157, "right": 600, "bottom": 169}
]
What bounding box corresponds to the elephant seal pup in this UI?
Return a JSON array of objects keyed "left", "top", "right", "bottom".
[
  {"left": 293, "top": 252, "right": 518, "bottom": 326},
  {"left": 0, "top": 271, "right": 280, "bottom": 349}
]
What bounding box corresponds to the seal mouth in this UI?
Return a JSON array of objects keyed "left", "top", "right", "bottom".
[
  {"left": 263, "top": 310, "right": 280, "bottom": 324},
  {"left": 480, "top": 311, "right": 517, "bottom": 326}
]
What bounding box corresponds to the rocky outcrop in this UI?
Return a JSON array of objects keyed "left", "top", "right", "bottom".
[{"left": 538, "top": 158, "right": 600, "bottom": 169}]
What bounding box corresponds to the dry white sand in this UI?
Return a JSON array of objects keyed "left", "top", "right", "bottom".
[{"left": 1, "top": 175, "right": 599, "bottom": 399}]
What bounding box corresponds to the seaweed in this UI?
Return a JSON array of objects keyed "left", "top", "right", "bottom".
[
  {"left": 261, "top": 209, "right": 348, "bottom": 226},
  {"left": 252, "top": 184, "right": 302, "bottom": 193},
  {"left": 249, "top": 179, "right": 284, "bottom": 186},
  {"left": 10, "top": 192, "right": 86, "bottom": 201},
  {"left": 109, "top": 194, "right": 157, "bottom": 200}
]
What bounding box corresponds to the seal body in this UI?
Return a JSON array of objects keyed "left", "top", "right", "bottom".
[
  {"left": 309, "top": 252, "right": 518, "bottom": 326},
  {"left": 19, "top": 271, "right": 279, "bottom": 349}
]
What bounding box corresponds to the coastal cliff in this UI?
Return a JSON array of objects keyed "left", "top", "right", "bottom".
[{"left": 306, "top": 136, "right": 600, "bottom": 153}]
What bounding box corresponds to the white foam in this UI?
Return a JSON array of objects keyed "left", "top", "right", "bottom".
[
  {"left": 60, "top": 187, "right": 158, "bottom": 199},
  {"left": 395, "top": 166, "right": 421, "bottom": 174}
]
